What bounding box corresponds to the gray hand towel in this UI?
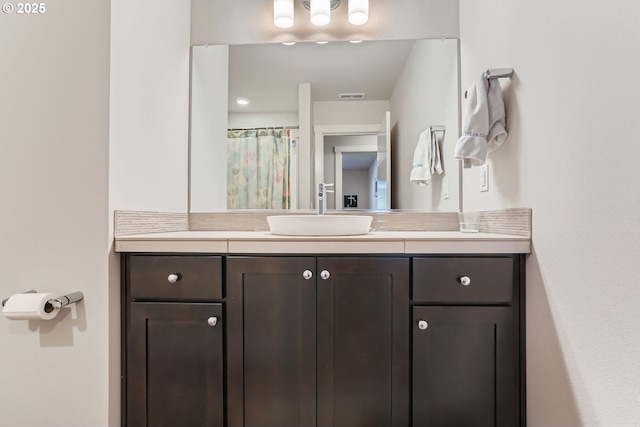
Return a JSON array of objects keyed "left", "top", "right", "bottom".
[
  {"left": 454, "top": 73, "right": 508, "bottom": 168},
  {"left": 486, "top": 77, "right": 507, "bottom": 153}
]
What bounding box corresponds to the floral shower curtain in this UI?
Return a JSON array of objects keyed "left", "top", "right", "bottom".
[{"left": 227, "top": 129, "right": 291, "bottom": 209}]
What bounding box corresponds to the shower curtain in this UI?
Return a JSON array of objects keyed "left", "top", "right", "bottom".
[{"left": 227, "top": 128, "right": 291, "bottom": 209}]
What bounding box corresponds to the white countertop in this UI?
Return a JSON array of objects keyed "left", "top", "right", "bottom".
[{"left": 114, "top": 231, "right": 530, "bottom": 254}]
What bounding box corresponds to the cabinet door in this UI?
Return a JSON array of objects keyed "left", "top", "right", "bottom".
[
  {"left": 227, "top": 257, "right": 317, "bottom": 427},
  {"left": 317, "top": 257, "right": 410, "bottom": 427},
  {"left": 412, "top": 306, "right": 518, "bottom": 427},
  {"left": 128, "top": 303, "right": 223, "bottom": 427}
]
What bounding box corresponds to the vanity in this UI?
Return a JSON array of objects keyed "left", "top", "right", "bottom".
[
  {"left": 121, "top": 26, "right": 526, "bottom": 427},
  {"left": 117, "top": 229, "right": 529, "bottom": 427}
]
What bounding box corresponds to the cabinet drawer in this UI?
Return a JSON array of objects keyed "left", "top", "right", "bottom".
[
  {"left": 128, "top": 255, "right": 222, "bottom": 300},
  {"left": 412, "top": 257, "right": 513, "bottom": 303}
]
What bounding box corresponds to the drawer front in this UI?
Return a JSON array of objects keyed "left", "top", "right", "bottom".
[
  {"left": 129, "top": 255, "right": 222, "bottom": 300},
  {"left": 413, "top": 257, "right": 513, "bottom": 303}
]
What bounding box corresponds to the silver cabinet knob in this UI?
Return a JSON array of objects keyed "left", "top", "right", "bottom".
[
  {"left": 207, "top": 316, "right": 218, "bottom": 327},
  {"left": 418, "top": 320, "right": 428, "bottom": 330},
  {"left": 302, "top": 270, "right": 313, "bottom": 280},
  {"left": 320, "top": 270, "right": 330, "bottom": 280},
  {"left": 458, "top": 276, "right": 471, "bottom": 286},
  {"left": 167, "top": 273, "right": 180, "bottom": 284}
]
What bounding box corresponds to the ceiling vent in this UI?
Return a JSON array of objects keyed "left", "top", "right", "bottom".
[{"left": 339, "top": 92, "right": 365, "bottom": 100}]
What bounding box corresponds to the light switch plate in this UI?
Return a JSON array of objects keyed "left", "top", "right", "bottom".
[{"left": 480, "top": 164, "right": 489, "bottom": 192}]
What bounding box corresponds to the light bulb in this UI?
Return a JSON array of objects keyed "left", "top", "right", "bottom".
[
  {"left": 274, "top": 0, "right": 294, "bottom": 28},
  {"left": 348, "top": 0, "right": 368, "bottom": 25},
  {"left": 310, "top": 0, "right": 330, "bottom": 26}
]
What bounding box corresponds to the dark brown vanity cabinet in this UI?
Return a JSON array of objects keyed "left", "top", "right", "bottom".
[
  {"left": 226, "top": 256, "right": 410, "bottom": 427},
  {"left": 411, "top": 256, "right": 524, "bottom": 427},
  {"left": 122, "top": 253, "right": 525, "bottom": 427},
  {"left": 123, "top": 255, "right": 224, "bottom": 427}
]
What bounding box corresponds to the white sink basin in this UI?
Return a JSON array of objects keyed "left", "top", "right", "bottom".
[{"left": 267, "top": 215, "right": 373, "bottom": 236}]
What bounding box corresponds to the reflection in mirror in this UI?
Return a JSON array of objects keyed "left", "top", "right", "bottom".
[
  {"left": 189, "top": 38, "right": 460, "bottom": 212},
  {"left": 324, "top": 134, "right": 378, "bottom": 210},
  {"left": 226, "top": 128, "right": 294, "bottom": 209}
]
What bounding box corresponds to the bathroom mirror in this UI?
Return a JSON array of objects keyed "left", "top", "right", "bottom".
[{"left": 189, "top": 38, "right": 460, "bottom": 212}]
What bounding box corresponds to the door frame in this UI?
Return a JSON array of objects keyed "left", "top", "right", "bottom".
[
  {"left": 333, "top": 145, "right": 378, "bottom": 210},
  {"left": 313, "top": 124, "right": 381, "bottom": 209}
]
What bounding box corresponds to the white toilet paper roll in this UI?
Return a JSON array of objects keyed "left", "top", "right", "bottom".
[{"left": 2, "top": 293, "right": 60, "bottom": 320}]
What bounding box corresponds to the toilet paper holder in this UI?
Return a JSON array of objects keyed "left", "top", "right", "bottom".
[{"left": 1, "top": 290, "right": 84, "bottom": 309}]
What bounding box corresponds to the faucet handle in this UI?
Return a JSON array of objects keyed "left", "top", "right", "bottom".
[{"left": 318, "top": 182, "right": 335, "bottom": 193}]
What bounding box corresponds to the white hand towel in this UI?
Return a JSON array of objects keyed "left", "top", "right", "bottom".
[
  {"left": 454, "top": 73, "right": 508, "bottom": 168},
  {"left": 410, "top": 128, "right": 443, "bottom": 186},
  {"left": 430, "top": 128, "right": 443, "bottom": 176}
]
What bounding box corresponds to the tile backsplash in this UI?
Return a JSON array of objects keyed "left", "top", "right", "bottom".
[
  {"left": 114, "top": 208, "right": 531, "bottom": 237},
  {"left": 114, "top": 210, "right": 188, "bottom": 236},
  {"left": 188, "top": 210, "right": 460, "bottom": 232},
  {"left": 478, "top": 208, "right": 531, "bottom": 237}
]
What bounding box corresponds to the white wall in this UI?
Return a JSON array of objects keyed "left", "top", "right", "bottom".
[
  {"left": 110, "top": 0, "right": 191, "bottom": 213},
  {"left": 0, "top": 2, "right": 110, "bottom": 426},
  {"left": 190, "top": 45, "right": 229, "bottom": 212},
  {"left": 391, "top": 39, "right": 459, "bottom": 211},
  {"left": 228, "top": 112, "right": 299, "bottom": 129},
  {"left": 314, "top": 100, "right": 390, "bottom": 126},
  {"left": 459, "top": 1, "right": 640, "bottom": 426}
]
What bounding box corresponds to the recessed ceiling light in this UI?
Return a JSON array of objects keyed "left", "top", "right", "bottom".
[{"left": 235, "top": 98, "right": 250, "bottom": 106}]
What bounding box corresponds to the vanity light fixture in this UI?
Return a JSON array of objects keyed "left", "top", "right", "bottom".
[{"left": 275, "top": 0, "right": 369, "bottom": 28}]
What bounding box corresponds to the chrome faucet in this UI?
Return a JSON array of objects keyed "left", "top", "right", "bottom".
[{"left": 317, "top": 183, "right": 334, "bottom": 215}]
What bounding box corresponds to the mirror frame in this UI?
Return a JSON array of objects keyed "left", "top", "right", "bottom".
[{"left": 189, "top": 39, "right": 463, "bottom": 213}]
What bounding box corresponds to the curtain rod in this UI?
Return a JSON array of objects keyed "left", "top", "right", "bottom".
[{"left": 227, "top": 126, "right": 299, "bottom": 131}]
